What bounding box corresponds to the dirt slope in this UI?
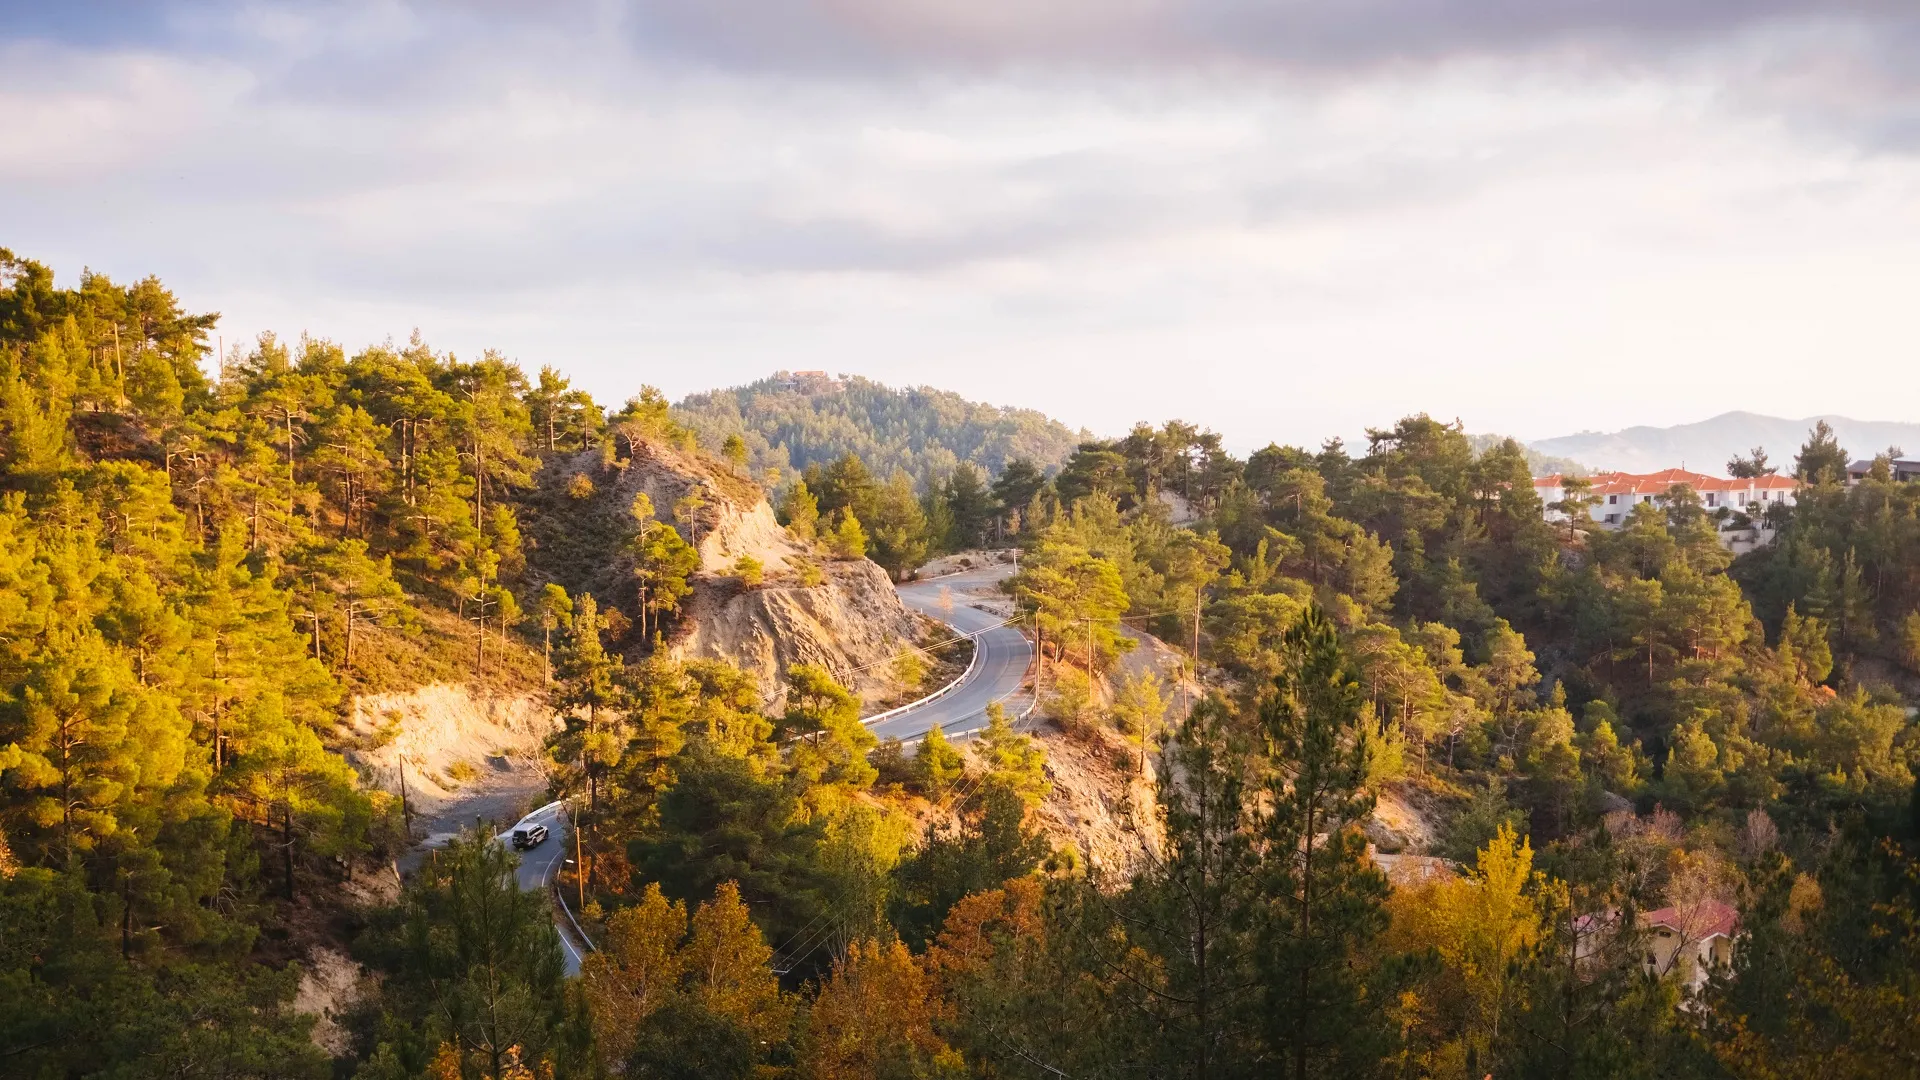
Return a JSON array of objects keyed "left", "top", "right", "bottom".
[{"left": 341, "top": 683, "right": 555, "bottom": 839}]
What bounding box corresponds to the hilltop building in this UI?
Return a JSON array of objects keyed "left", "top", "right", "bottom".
[
  {"left": 1533, "top": 469, "right": 1799, "bottom": 554},
  {"left": 1845, "top": 457, "right": 1920, "bottom": 484}
]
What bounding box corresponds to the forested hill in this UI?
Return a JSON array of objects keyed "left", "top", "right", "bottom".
[{"left": 674, "top": 372, "right": 1084, "bottom": 485}]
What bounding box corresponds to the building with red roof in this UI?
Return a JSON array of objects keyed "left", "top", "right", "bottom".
[
  {"left": 1533, "top": 469, "right": 1798, "bottom": 553},
  {"left": 1640, "top": 899, "right": 1740, "bottom": 990}
]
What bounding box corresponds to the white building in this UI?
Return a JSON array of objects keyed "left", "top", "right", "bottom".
[{"left": 1533, "top": 468, "right": 1800, "bottom": 553}]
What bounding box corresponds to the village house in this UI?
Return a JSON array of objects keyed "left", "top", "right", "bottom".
[
  {"left": 1641, "top": 900, "right": 1740, "bottom": 991},
  {"left": 1533, "top": 469, "right": 1800, "bottom": 554}
]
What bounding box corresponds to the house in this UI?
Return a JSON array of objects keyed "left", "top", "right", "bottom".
[
  {"left": 1640, "top": 899, "right": 1739, "bottom": 991},
  {"left": 1845, "top": 458, "right": 1920, "bottom": 484},
  {"left": 1533, "top": 469, "right": 1799, "bottom": 553}
]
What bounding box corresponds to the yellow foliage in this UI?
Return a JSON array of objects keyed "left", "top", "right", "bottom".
[
  {"left": 800, "top": 938, "right": 961, "bottom": 1080},
  {"left": 685, "top": 881, "right": 793, "bottom": 1045},
  {"left": 1384, "top": 823, "right": 1548, "bottom": 1064},
  {"left": 582, "top": 882, "right": 688, "bottom": 1067}
]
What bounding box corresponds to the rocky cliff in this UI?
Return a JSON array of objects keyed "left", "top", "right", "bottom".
[{"left": 533, "top": 434, "right": 919, "bottom": 705}]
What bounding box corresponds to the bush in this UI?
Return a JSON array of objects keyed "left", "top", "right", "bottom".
[
  {"left": 567, "top": 472, "right": 596, "bottom": 499},
  {"left": 444, "top": 760, "right": 477, "bottom": 786},
  {"left": 795, "top": 559, "right": 825, "bottom": 588},
  {"left": 735, "top": 555, "right": 764, "bottom": 588},
  {"left": 893, "top": 649, "right": 927, "bottom": 694},
  {"left": 1041, "top": 667, "right": 1095, "bottom": 735}
]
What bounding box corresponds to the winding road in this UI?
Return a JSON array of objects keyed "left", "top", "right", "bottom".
[
  {"left": 497, "top": 801, "right": 587, "bottom": 977},
  {"left": 503, "top": 560, "right": 1034, "bottom": 976},
  {"left": 869, "top": 563, "right": 1034, "bottom": 745}
]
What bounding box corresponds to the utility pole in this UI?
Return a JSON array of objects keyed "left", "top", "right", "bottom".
[
  {"left": 1086, "top": 619, "right": 1096, "bottom": 707},
  {"left": 397, "top": 757, "right": 412, "bottom": 837},
  {"left": 1033, "top": 625, "right": 1044, "bottom": 701},
  {"left": 574, "top": 810, "right": 587, "bottom": 908}
]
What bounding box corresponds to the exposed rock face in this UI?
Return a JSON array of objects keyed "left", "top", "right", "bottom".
[
  {"left": 604, "top": 436, "right": 918, "bottom": 705},
  {"left": 676, "top": 559, "right": 918, "bottom": 706},
  {"left": 1026, "top": 723, "right": 1164, "bottom": 879},
  {"left": 341, "top": 683, "right": 555, "bottom": 829}
]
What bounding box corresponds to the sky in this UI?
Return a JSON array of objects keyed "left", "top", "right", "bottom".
[{"left": 4, "top": 1, "right": 1919, "bottom": 451}]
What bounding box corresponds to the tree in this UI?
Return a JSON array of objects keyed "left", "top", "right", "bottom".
[
  {"left": 829, "top": 510, "right": 869, "bottom": 561},
  {"left": 535, "top": 582, "right": 573, "bottom": 680},
  {"left": 1254, "top": 606, "right": 1398, "bottom": 1079},
  {"left": 583, "top": 882, "right": 688, "bottom": 1068},
  {"left": 631, "top": 495, "right": 699, "bottom": 642},
  {"left": 629, "top": 743, "right": 827, "bottom": 951},
  {"left": 799, "top": 938, "right": 962, "bottom": 1080},
  {"left": 812, "top": 452, "right": 878, "bottom": 520},
  {"left": 1110, "top": 670, "right": 1169, "bottom": 746},
  {"left": 555, "top": 594, "right": 620, "bottom": 811},
  {"left": 1795, "top": 420, "right": 1849, "bottom": 486},
  {"left": 1552, "top": 476, "right": 1600, "bottom": 542},
  {"left": 1007, "top": 528, "right": 1129, "bottom": 675},
  {"left": 976, "top": 702, "right": 1049, "bottom": 806},
  {"left": 945, "top": 462, "right": 993, "bottom": 550},
  {"left": 990, "top": 457, "right": 1047, "bottom": 537},
  {"left": 222, "top": 689, "right": 367, "bottom": 901},
  {"left": 682, "top": 881, "right": 792, "bottom": 1047},
  {"left": 782, "top": 664, "right": 877, "bottom": 789},
  {"left": 735, "top": 555, "right": 764, "bottom": 588},
  {"left": 1386, "top": 824, "right": 1548, "bottom": 1073},
  {"left": 913, "top": 723, "right": 965, "bottom": 799},
  {"left": 365, "top": 830, "right": 575, "bottom": 1080},
  {"left": 1086, "top": 696, "right": 1263, "bottom": 1076},
  {"left": 721, "top": 432, "right": 749, "bottom": 470},
  {"left": 780, "top": 479, "right": 821, "bottom": 542},
  {"left": 868, "top": 469, "right": 930, "bottom": 580},
  {"left": 1728, "top": 446, "right": 1775, "bottom": 478},
  {"left": 1055, "top": 441, "right": 1134, "bottom": 506},
  {"left": 889, "top": 782, "right": 1049, "bottom": 951}
]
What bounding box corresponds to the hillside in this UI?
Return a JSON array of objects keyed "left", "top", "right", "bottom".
[
  {"left": 520, "top": 431, "right": 923, "bottom": 704},
  {"left": 1529, "top": 410, "right": 1920, "bottom": 473},
  {"left": 674, "top": 372, "right": 1086, "bottom": 484}
]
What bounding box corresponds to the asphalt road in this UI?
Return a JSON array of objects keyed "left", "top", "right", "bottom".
[
  {"left": 506, "top": 563, "right": 1032, "bottom": 978},
  {"left": 870, "top": 564, "right": 1033, "bottom": 745},
  {"left": 497, "top": 801, "right": 586, "bottom": 977}
]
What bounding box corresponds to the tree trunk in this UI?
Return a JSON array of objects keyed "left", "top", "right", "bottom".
[{"left": 283, "top": 801, "right": 297, "bottom": 901}]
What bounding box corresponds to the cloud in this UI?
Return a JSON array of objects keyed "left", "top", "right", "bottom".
[
  {"left": 3, "top": 1, "right": 1920, "bottom": 446},
  {"left": 613, "top": 0, "right": 1907, "bottom": 72}
]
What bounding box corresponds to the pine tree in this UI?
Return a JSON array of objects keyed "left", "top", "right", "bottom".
[
  {"left": 1254, "top": 606, "right": 1398, "bottom": 1079},
  {"left": 556, "top": 594, "right": 621, "bottom": 811},
  {"left": 913, "top": 723, "right": 965, "bottom": 799}
]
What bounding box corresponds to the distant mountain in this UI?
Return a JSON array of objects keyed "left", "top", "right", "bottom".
[
  {"left": 1528, "top": 411, "right": 1920, "bottom": 476},
  {"left": 674, "top": 372, "right": 1087, "bottom": 484},
  {"left": 1466, "top": 433, "right": 1592, "bottom": 478}
]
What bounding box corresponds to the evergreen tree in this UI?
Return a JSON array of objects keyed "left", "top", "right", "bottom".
[{"left": 1254, "top": 606, "right": 1399, "bottom": 1079}]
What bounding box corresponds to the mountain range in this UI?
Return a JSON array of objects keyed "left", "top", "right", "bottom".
[{"left": 1528, "top": 411, "right": 1920, "bottom": 476}]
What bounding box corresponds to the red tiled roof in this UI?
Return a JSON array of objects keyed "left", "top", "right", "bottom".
[
  {"left": 1641, "top": 899, "right": 1739, "bottom": 941},
  {"left": 1534, "top": 471, "right": 1798, "bottom": 497}
]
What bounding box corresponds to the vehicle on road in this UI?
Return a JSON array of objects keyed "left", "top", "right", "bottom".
[{"left": 511, "top": 823, "right": 549, "bottom": 849}]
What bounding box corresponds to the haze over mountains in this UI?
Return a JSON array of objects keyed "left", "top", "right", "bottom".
[{"left": 1528, "top": 412, "right": 1920, "bottom": 475}]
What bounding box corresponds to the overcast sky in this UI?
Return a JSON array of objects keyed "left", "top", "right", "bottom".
[{"left": 5, "top": 2, "right": 1919, "bottom": 450}]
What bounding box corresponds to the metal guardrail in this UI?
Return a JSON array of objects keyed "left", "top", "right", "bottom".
[
  {"left": 555, "top": 876, "right": 596, "bottom": 955},
  {"left": 859, "top": 618, "right": 992, "bottom": 726}
]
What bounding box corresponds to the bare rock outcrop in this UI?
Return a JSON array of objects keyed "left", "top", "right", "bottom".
[
  {"left": 595, "top": 436, "right": 919, "bottom": 705},
  {"left": 676, "top": 559, "right": 917, "bottom": 706},
  {"left": 342, "top": 683, "right": 556, "bottom": 832}
]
